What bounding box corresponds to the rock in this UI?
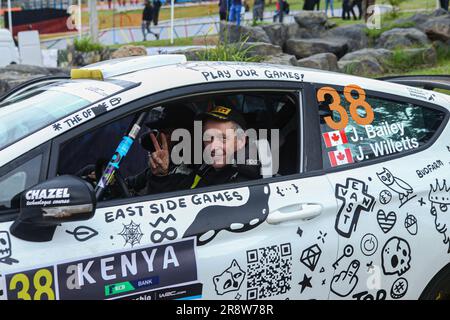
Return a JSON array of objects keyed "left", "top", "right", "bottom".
[
  {"left": 293, "top": 11, "right": 327, "bottom": 30},
  {"left": 262, "top": 23, "right": 288, "bottom": 47},
  {"left": 3, "top": 64, "right": 66, "bottom": 75},
  {"left": 338, "top": 58, "right": 384, "bottom": 76},
  {"left": 296, "top": 52, "right": 338, "bottom": 71},
  {"left": 66, "top": 44, "right": 112, "bottom": 67},
  {"left": 324, "top": 24, "right": 368, "bottom": 52},
  {"left": 394, "top": 13, "right": 429, "bottom": 31},
  {"left": 422, "top": 15, "right": 450, "bottom": 41},
  {"left": 263, "top": 53, "right": 298, "bottom": 66},
  {"left": 171, "top": 47, "right": 207, "bottom": 61},
  {"left": 338, "top": 48, "right": 393, "bottom": 76},
  {"left": 219, "top": 21, "right": 270, "bottom": 44},
  {"left": 111, "top": 45, "right": 147, "bottom": 59},
  {"left": 376, "top": 28, "right": 430, "bottom": 49},
  {"left": 0, "top": 79, "right": 10, "bottom": 96},
  {"left": 242, "top": 42, "right": 283, "bottom": 57},
  {"left": 431, "top": 8, "right": 450, "bottom": 17},
  {"left": 285, "top": 23, "right": 314, "bottom": 39},
  {"left": 285, "top": 38, "right": 348, "bottom": 59},
  {"left": 400, "top": 47, "right": 437, "bottom": 66}
]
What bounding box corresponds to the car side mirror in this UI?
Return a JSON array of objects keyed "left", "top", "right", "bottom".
[{"left": 10, "top": 175, "right": 96, "bottom": 242}]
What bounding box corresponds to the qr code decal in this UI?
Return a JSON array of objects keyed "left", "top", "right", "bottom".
[{"left": 246, "top": 243, "right": 292, "bottom": 299}]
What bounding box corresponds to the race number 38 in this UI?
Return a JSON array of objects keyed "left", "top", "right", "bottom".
[
  {"left": 317, "top": 84, "right": 374, "bottom": 130},
  {"left": 6, "top": 267, "right": 56, "bottom": 300}
]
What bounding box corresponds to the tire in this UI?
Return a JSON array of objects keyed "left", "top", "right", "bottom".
[{"left": 420, "top": 264, "right": 450, "bottom": 300}]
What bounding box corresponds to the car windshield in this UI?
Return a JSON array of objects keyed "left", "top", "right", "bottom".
[{"left": 0, "top": 80, "right": 127, "bottom": 150}]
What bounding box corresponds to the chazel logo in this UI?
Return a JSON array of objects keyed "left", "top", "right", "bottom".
[{"left": 25, "top": 188, "right": 71, "bottom": 206}]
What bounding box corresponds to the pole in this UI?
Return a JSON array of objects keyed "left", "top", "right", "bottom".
[
  {"left": 7, "top": 0, "right": 12, "bottom": 35},
  {"left": 170, "top": 0, "right": 174, "bottom": 44},
  {"left": 78, "top": 0, "right": 82, "bottom": 39},
  {"left": 88, "top": 0, "right": 99, "bottom": 42}
]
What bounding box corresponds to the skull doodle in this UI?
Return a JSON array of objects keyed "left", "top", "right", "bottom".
[
  {"left": 0, "top": 231, "right": 11, "bottom": 260},
  {"left": 381, "top": 237, "right": 411, "bottom": 276}
]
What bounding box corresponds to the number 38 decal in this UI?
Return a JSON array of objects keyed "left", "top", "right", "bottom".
[
  {"left": 6, "top": 268, "right": 56, "bottom": 300},
  {"left": 317, "top": 84, "right": 374, "bottom": 130}
]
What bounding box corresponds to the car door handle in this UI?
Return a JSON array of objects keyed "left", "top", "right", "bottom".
[{"left": 267, "top": 204, "right": 322, "bottom": 224}]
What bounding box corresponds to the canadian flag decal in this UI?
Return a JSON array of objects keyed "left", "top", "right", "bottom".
[
  {"left": 323, "top": 130, "right": 348, "bottom": 148},
  {"left": 328, "top": 149, "right": 354, "bottom": 167}
]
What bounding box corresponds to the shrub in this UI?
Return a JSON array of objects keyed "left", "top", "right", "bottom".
[
  {"left": 74, "top": 37, "right": 104, "bottom": 52},
  {"left": 196, "top": 32, "right": 264, "bottom": 62}
]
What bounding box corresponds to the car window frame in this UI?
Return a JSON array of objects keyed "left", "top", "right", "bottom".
[
  {"left": 47, "top": 80, "right": 318, "bottom": 209},
  {"left": 0, "top": 141, "right": 51, "bottom": 221},
  {"left": 311, "top": 82, "right": 450, "bottom": 175}
]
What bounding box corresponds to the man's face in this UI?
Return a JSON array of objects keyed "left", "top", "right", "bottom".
[{"left": 203, "top": 120, "right": 246, "bottom": 169}]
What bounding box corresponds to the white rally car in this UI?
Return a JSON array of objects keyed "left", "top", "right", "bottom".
[{"left": 0, "top": 55, "right": 449, "bottom": 300}]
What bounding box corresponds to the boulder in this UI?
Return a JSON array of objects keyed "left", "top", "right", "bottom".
[
  {"left": 399, "top": 47, "right": 437, "bottom": 66},
  {"left": 293, "top": 11, "right": 328, "bottom": 30},
  {"left": 296, "top": 52, "right": 338, "bottom": 71},
  {"left": 219, "top": 22, "right": 270, "bottom": 44},
  {"left": 394, "top": 13, "right": 429, "bottom": 30},
  {"left": 262, "top": 23, "right": 288, "bottom": 47},
  {"left": 376, "top": 28, "right": 430, "bottom": 49},
  {"left": 422, "top": 14, "right": 450, "bottom": 41},
  {"left": 338, "top": 48, "right": 393, "bottom": 76},
  {"left": 431, "top": 8, "right": 450, "bottom": 17},
  {"left": 171, "top": 47, "right": 207, "bottom": 61},
  {"left": 285, "top": 23, "right": 315, "bottom": 40},
  {"left": 324, "top": 24, "right": 368, "bottom": 52},
  {"left": 263, "top": 53, "right": 298, "bottom": 66},
  {"left": 242, "top": 42, "right": 283, "bottom": 57},
  {"left": 66, "top": 44, "right": 112, "bottom": 67},
  {"left": 3, "top": 64, "right": 67, "bottom": 76},
  {"left": 285, "top": 38, "right": 348, "bottom": 59},
  {"left": 338, "top": 58, "right": 385, "bottom": 76},
  {"left": 111, "top": 45, "right": 147, "bottom": 59},
  {"left": 0, "top": 79, "right": 11, "bottom": 96}
]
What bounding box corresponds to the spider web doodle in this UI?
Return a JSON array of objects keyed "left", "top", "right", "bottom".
[{"left": 119, "top": 220, "right": 143, "bottom": 247}]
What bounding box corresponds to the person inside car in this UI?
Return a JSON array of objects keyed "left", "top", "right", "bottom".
[
  {"left": 145, "top": 106, "right": 262, "bottom": 192},
  {"left": 125, "top": 103, "right": 196, "bottom": 195}
]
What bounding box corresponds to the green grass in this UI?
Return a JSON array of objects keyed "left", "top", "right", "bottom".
[{"left": 108, "top": 36, "right": 195, "bottom": 49}]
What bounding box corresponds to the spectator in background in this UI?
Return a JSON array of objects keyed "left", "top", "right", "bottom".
[
  {"left": 253, "top": 0, "right": 265, "bottom": 24},
  {"left": 351, "top": 0, "right": 363, "bottom": 19},
  {"left": 229, "top": 0, "right": 243, "bottom": 26},
  {"left": 441, "top": 0, "right": 449, "bottom": 11},
  {"left": 273, "top": 0, "right": 284, "bottom": 22},
  {"left": 142, "top": 0, "right": 159, "bottom": 41},
  {"left": 342, "top": 0, "right": 357, "bottom": 20},
  {"left": 314, "top": 0, "right": 320, "bottom": 10},
  {"left": 325, "top": 0, "right": 334, "bottom": 17},
  {"left": 219, "top": 0, "right": 228, "bottom": 21},
  {"left": 152, "top": 0, "right": 162, "bottom": 25}
]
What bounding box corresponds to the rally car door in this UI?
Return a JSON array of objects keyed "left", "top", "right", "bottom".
[{"left": 319, "top": 84, "right": 450, "bottom": 300}]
